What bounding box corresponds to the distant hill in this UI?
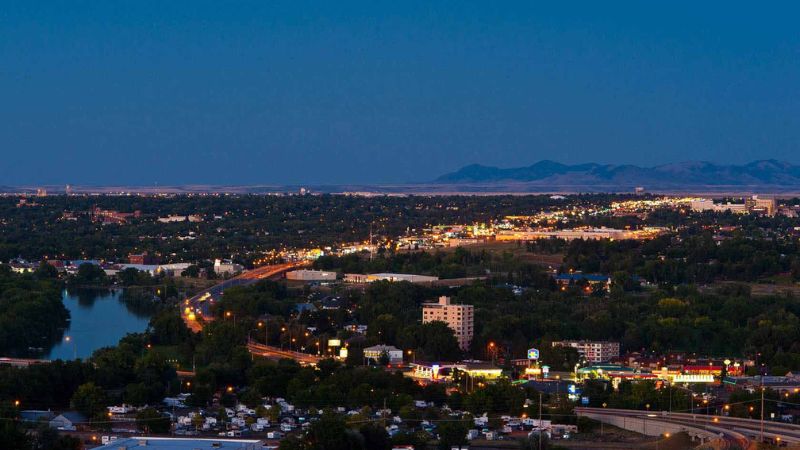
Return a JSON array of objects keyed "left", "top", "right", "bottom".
[{"left": 434, "top": 160, "right": 800, "bottom": 191}]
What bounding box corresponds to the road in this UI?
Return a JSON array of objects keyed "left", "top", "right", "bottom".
[
  {"left": 181, "top": 262, "right": 324, "bottom": 366},
  {"left": 576, "top": 406, "right": 800, "bottom": 449},
  {"left": 246, "top": 340, "right": 321, "bottom": 366},
  {"left": 181, "top": 263, "right": 300, "bottom": 332},
  {"left": 0, "top": 357, "right": 50, "bottom": 367}
]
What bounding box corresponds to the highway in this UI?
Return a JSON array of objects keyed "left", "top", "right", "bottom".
[
  {"left": 576, "top": 406, "right": 800, "bottom": 448},
  {"left": 181, "top": 262, "right": 300, "bottom": 332},
  {"left": 0, "top": 357, "right": 50, "bottom": 367},
  {"left": 181, "top": 262, "right": 325, "bottom": 366},
  {"left": 246, "top": 340, "right": 321, "bottom": 366}
]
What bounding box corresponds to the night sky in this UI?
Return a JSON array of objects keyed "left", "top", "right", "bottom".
[{"left": 2, "top": 2, "right": 799, "bottom": 185}]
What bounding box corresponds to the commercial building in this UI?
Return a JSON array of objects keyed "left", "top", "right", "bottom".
[
  {"left": 128, "top": 252, "right": 160, "bottom": 265},
  {"left": 552, "top": 340, "right": 620, "bottom": 363},
  {"left": 422, "top": 296, "right": 474, "bottom": 351},
  {"left": 408, "top": 361, "right": 502, "bottom": 382},
  {"left": 748, "top": 196, "right": 777, "bottom": 216},
  {"left": 344, "top": 273, "right": 439, "bottom": 284},
  {"left": 691, "top": 199, "right": 748, "bottom": 214},
  {"left": 363, "top": 345, "right": 404, "bottom": 364},
  {"left": 553, "top": 273, "right": 611, "bottom": 287},
  {"left": 92, "top": 437, "right": 262, "bottom": 450},
  {"left": 214, "top": 259, "right": 244, "bottom": 275},
  {"left": 691, "top": 196, "right": 776, "bottom": 216},
  {"left": 157, "top": 214, "right": 203, "bottom": 223},
  {"left": 156, "top": 262, "right": 192, "bottom": 276},
  {"left": 286, "top": 269, "right": 338, "bottom": 281},
  {"left": 495, "top": 227, "right": 651, "bottom": 242}
]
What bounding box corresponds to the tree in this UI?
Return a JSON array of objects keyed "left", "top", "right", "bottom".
[
  {"left": 304, "top": 411, "right": 363, "bottom": 450},
  {"left": 0, "top": 422, "right": 30, "bottom": 450},
  {"left": 35, "top": 261, "right": 59, "bottom": 279},
  {"left": 117, "top": 267, "right": 154, "bottom": 286},
  {"left": 48, "top": 435, "right": 83, "bottom": 450},
  {"left": 136, "top": 407, "right": 171, "bottom": 434},
  {"left": 70, "top": 382, "right": 108, "bottom": 418},
  {"left": 149, "top": 310, "right": 193, "bottom": 346},
  {"left": 436, "top": 419, "right": 469, "bottom": 450},
  {"left": 71, "top": 263, "right": 108, "bottom": 286},
  {"left": 181, "top": 265, "right": 201, "bottom": 278},
  {"left": 519, "top": 432, "right": 550, "bottom": 450},
  {"left": 399, "top": 321, "right": 461, "bottom": 361},
  {"left": 359, "top": 422, "right": 390, "bottom": 450}
]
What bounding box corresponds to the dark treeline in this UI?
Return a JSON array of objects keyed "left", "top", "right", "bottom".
[
  {"left": 0, "top": 265, "right": 68, "bottom": 356},
  {"left": 0, "top": 193, "right": 652, "bottom": 265},
  {"left": 550, "top": 231, "right": 800, "bottom": 284}
]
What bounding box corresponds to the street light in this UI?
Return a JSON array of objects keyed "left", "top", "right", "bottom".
[{"left": 64, "top": 335, "right": 77, "bottom": 359}]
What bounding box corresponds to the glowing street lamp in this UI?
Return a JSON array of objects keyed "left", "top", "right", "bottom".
[{"left": 64, "top": 335, "right": 77, "bottom": 359}]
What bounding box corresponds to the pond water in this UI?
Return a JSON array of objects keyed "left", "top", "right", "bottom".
[{"left": 45, "top": 288, "right": 153, "bottom": 360}]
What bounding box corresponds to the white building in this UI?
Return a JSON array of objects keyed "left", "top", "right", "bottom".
[
  {"left": 344, "top": 273, "right": 439, "bottom": 283},
  {"left": 496, "top": 228, "right": 638, "bottom": 241},
  {"left": 690, "top": 199, "right": 748, "bottom": 214},
  {"left": 552, "top": 340, "right": 620, "bottom": 363},
  {"left": 157, "top": 215, "right": 203, "bottom": 223},
  {"left": 156, "top": 263, "right": 192, "bottom": 276},
  {"left": 286, "top": 269, "right": 338, "bottom": 281},
  {"left": 363, "top": 345, "right": 404, "bottom": 364},
  {"left": 214, "top": 259, "right": 243, "bottom": 275},
  {"left": 422, "top": 296, "right": 474, "bottom": 351}
]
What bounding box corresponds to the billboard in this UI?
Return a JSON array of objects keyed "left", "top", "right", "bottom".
[{"left": 527, "top": 348, "right": 540, "bottom": 360}]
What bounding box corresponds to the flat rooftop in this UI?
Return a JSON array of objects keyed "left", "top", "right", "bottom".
[{"left": 93, "top": 437, "right": 262, "bottom": 450}]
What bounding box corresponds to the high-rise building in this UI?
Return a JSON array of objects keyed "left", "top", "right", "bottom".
[
  {"left": 422, "top": 296, "right": 474, "bottom": 351},
  {"left": 552, "top": 340, "right": 620, "bottom": 363}
]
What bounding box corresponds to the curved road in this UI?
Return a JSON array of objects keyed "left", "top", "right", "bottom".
[
  {"left": 576, "top": 406, "right": 800, "bottom": 449},
  {"left": 181, "top": 263, "right": 300, "bottom": 332},
  {"left": 247, "top": 340, "right": 321, "bottom": 366},
  {"left": 181, "top": 262, "right": 321, "bottom": 365}
]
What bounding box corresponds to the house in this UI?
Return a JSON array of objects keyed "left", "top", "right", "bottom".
[{"left": 49, "top": 411, "right": 87, "bottom": 431}]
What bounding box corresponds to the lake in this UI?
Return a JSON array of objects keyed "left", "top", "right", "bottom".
[{"left": 46, "top": 288, "right": 154, "bottom": 360}]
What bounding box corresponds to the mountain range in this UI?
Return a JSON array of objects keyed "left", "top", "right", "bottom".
[{"left": 434, "top": 160, "right": 800, "bottom": 191}]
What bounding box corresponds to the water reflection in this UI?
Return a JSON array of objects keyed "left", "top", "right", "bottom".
[{"left": 45, "top": 288, "right": 154, "bottom": 360}]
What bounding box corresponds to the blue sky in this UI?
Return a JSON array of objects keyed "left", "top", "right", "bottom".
[{"left": 2, "top": 2, "right": 799, "bottom": 185}]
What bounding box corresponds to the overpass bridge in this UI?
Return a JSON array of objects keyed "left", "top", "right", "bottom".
[
  {"left": 576, "top": 406, "right": 800, "bottom": 449},
  {"left": 181, "top": 262, "right": 302, "bottom": 332},
  {"left": 246, "top": 340, "right": 321, "bottom": 366},
  {"left": 181, "top": 263, "right": 326, "bottom": 366}
]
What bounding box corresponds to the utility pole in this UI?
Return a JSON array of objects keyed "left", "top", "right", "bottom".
[
  {"left": 538, "top": 391, "right": 543, "bottom": 450},
  {"left": 760, "top": 385, "right": 765, "bottom": 443},
  {"left": 668, "top": 384, "right": 672, "bottom": 413},
  {"left": 369, "top": 222, "right": 374, "bottom": 261},
  {"left": 382, "top": 398, "right": 387, "bottom": 428}
]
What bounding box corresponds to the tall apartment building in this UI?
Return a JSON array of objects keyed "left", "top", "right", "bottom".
[
  {"left": 422, "top": 296, "right": 474, "bottom": 351},
  {"left": 552, "top": 340, "right": 620, "bottom": 363}
]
